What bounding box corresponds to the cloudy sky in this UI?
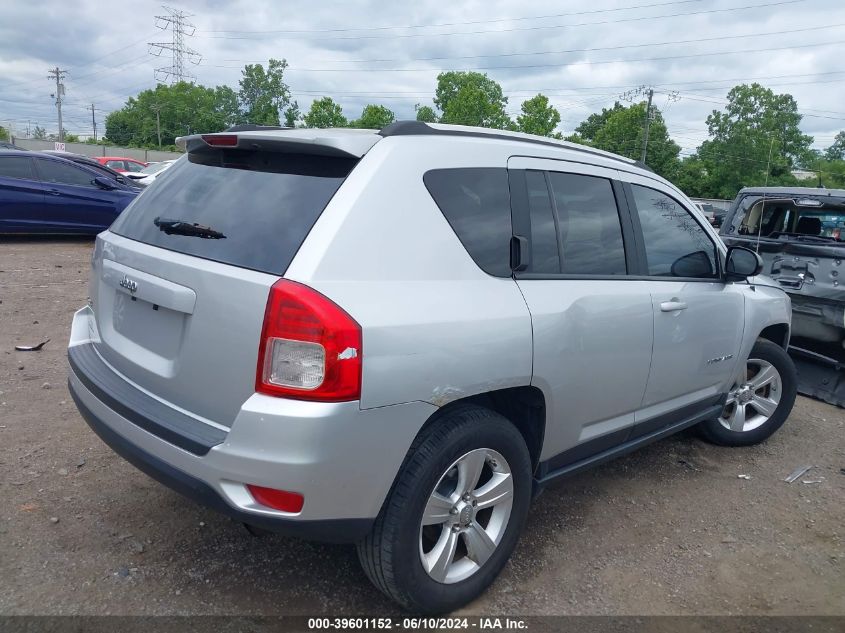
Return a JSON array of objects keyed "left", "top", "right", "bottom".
[{"left": 1, "top": 0, "right": 843, "bottom": 155}]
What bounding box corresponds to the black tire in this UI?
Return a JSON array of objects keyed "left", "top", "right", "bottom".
[
  {"left": 357, "top": 404, "right": 532, "bottom": 614},
  {"left": 698, "top": 339, "right": 797, "bottom": 446}
]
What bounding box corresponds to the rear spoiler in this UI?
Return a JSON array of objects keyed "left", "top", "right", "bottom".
[{"left": 176, "top": 129, "right": 381, "bottom": 159}]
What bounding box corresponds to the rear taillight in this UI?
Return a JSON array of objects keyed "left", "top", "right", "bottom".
[{"left": 256, "top": 280, "right": 362, "bottom": 401}]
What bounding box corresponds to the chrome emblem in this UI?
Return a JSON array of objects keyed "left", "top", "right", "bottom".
[
  {"left": 706, "top": 354, "right": 733, "bottom": 365},
  {"left": 119, "top": 274, "right": 138, "bottom": 294}
]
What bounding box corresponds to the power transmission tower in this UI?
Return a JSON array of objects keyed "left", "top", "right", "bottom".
[
  {"left": 148, "top": 6, "right": 201, "bottom": 84},
  {"left": 90, "top": 104, "right": 97, "bottom": 142},
  {"left": 47, "top": 67, "right": 68, "bottom": 143}
]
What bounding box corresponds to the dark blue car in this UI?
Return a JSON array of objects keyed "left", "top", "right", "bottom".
[{"left": 0, "top": 150, "right": 139, "bottom": 235}]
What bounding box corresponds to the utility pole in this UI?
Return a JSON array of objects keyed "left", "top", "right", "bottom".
[
  {"left": 47, "top": 67, "right": 68, "bottom": 142},
  {"left": 151, "top": 103, "right": 162, "bottom": 148},
  {"left": 90, "top": 104, "right": 97, "bottom": 142},
  {"left": 148, "top": 6, "right": 202, "bottom": 84},
  {"left": 640, "top": 88, "right": 654, "bottom": 164}
]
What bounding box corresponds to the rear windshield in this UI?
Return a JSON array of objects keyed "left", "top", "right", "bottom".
[
  {"left": 110, "top": 151, "right": 356, "bottom": 275},
  {"left": 727, "top": 195, "right": 845, "bottom": 244}
]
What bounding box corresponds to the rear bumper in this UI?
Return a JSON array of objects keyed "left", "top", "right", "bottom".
[
  {"left": 69, "top": 382, "right": 372, "bottom": 541},
  {"left": 68, "top": 307, "right": 437, "bottom": 543}
]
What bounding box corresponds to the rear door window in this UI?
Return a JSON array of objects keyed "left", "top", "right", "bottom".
[
  {"left": 525, "top": 170, "right": 560, "bottom": 274},
  {"left": 548, "top": 172, "right": 627, "bottom": 275},
  {"left": 110, "top": 152, "right": 356, "bottom": 275},
  {"left": 0, "top": 156, "right": 35, "bottom": 180},
  {"left": 37, "top": 159, "right": 96, "bottom": 188},
  {"left": 423, "top": 168, "right": 513, "bottom": 277}
]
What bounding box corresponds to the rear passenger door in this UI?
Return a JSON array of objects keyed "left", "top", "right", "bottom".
[
  {"left": 623, "top": 177, "right": 745, "bottom": 416},
  {"left": 507, "top": 157, "right": 654, "bottom": 468}
]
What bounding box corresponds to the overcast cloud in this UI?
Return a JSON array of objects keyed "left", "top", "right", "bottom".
[{"left": 1, "top": 0, "right": 843, "bottom": 153}]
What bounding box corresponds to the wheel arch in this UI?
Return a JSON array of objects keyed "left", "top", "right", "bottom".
[
  {"left": 420, "top": 387, "right": 546, "bottom": 475},
  {"left": 758, "top": 322, "right": 790, "bottom": 349}
]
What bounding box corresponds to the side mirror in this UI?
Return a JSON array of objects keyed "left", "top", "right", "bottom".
[
  {"left": 93, "top": 176, "right": 116, "bottom": 190},
  {"left": 725, "top": 246, "right": 763, "bottom": 282},
  {"left": 670, "top": 250, "right": 714, "bottom": 278}
]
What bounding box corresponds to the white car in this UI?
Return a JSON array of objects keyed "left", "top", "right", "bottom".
[{"left": 135, "top": 160, "right": 176, "bottom": 185}]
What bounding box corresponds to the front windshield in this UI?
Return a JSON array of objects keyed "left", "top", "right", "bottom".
[{"left": 730, "top": 196, "right": 845, "bottom": 242}]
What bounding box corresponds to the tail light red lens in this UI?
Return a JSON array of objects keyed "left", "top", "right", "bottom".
[
  {"left": 256, "top": 279, "right": 362, "bottom": 401},
  {"left": 246, "top": 484, "right": 304, "bottom": 513}
]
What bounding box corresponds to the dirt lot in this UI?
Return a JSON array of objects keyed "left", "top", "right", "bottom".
[{"left": 1, "top": 237, "right": 843, "bottom": 616}]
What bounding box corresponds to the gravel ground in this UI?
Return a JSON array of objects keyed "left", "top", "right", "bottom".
[{"left": 0, "top": 237, "right": 843, "bottom": 616}]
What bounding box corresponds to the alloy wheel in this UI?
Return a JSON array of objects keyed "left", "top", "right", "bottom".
[
  {"left": 719, "top": 358, "right": 782, "bottom": 433},
  {"left": 419, "top": 448, "right": 514, "bottom": 584}
]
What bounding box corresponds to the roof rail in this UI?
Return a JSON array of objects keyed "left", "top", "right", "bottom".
[
  {"left": 378, "top": 121, "right": 637, "bottom": 167},
  {"left": 225, "top": 124, "right": 289, "bottom": 132}
]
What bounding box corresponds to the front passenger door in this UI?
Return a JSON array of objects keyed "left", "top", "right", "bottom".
[{"left": 626, "top": 181, "right": 745, "bottom": 414}]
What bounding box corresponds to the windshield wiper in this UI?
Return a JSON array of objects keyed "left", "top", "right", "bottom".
[{"left": 154, "top": 217, "right": 226, "bottom": 240}]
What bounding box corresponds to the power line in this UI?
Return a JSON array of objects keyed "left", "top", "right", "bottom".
[
  {"left": 206, "top": 40, "right": 840, "bottom": 73},
  {"left": 149, "top": 6, "right": 202, "bottom": 83},
  {"left": 215, "top": 22, "right": 845, "bottom": 66},
  {"left": 202, "top": 0, "right": 707, "bottom": 34},
  {"left": 198, "top": 0, "right": 805, "bottom": 40}
]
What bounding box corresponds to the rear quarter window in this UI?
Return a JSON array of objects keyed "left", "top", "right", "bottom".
[
  {"left": 423, "top": 168, "right": 513, "bottom": 277},
  {"left": 0, "top": 156, "right": 35, "bottom": 180},
  {"left": 110, "top": 151, "right": 356, "bottom": 275}
]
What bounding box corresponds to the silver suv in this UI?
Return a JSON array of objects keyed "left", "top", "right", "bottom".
[{"left": 68, "top": 122, "right": 797, "bottom": 613}]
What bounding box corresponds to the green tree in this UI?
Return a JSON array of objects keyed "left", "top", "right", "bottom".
[
  {"left": 63, "top": 132, "right": 80, "bottom": 143},
  {"left": 516, "top": 94, "right": 561, "bottom": 137},
  {"left": 580, "top": 101, "right": 680, "bottom": 178},
  {"left": 817, "top": 159, "right": 845, "bottom": 188},
  {"left": 284, "top": 100, "right": 301, "bottom": 127},
  {"left": 673, "top": 156, "right": 712, "bottom": 198},
  {"left": 825, "top": 131, "right": 845, "bottom": 161},
  {"left": 33, "top": 125, "right": 46, "bottom": 140},
  {"left": 104, "top": 82, "right": 243, "bottom": 147},
  {"left": 303, "top": 97, "right": 347, "bottom": 128},
  {"left": 698, "top": 83, "right": 813, "bottom": 198},
  {"left": 0, "top": 125, "right": 8, "bottom": 141},
  {"left": 415, "top": 104, "right": 438, "bottom": 123},
  {"left": 433, "top": 71, "right": 511, "bottom": 129},
  {"left": 238, "top": 58, "right": 291, "bottom": 125},
  {"left": 349, "top": 104, "right": 395, "bottom": 129},
  {"left": 574, "top": 102, "right": 625, "bottom": 141}
]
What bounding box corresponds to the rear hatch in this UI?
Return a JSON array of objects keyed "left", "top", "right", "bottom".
[
  {"left": 721, "top": 193, "right": 845, "bottom": 300},
  {"left": 89, "top": 131, "right": 373, "bottom": 426}
]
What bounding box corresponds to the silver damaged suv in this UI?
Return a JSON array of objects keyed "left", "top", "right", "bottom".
[{"left": 68, "top": 122, "right": 797, "bottom": 613}]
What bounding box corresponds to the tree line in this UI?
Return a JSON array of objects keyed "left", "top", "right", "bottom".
[{"left": 100, "top": 58, "right": 845, "bottom": 198}]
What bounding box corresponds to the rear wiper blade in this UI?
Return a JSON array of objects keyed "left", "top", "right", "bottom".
[{"left": 154, "top": 217, "right": 226, "bottom": 239}]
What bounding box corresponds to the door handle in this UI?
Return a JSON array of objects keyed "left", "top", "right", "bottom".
[
  {"left": 660, "top": 299, "right": 688, "bottom": 312},
  {"left": 47, "top": 189, "right": 61, "bottom": 196}
]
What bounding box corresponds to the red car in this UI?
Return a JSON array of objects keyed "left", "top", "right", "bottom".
[{"left": 95, "top": 156, "right": 148, "bottom": 174}]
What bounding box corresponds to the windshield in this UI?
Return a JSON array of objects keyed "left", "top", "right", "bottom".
[
  {"left": 109, "top": 150, "right": 357, "bottom": 274},
  {"left": 728, "top": 195, "right": 845, "bottom": 243}
]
